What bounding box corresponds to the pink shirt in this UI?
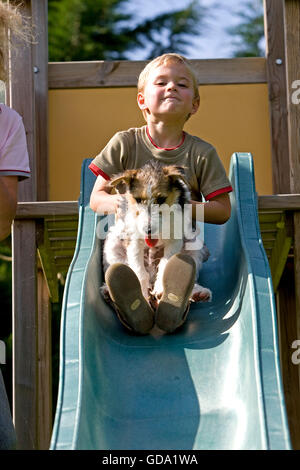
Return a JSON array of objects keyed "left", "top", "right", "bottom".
[{"left": 0, "top": 103, "right": 30, "bottom": 180}]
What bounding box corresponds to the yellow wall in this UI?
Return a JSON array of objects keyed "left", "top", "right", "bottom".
[{"left": 49, "top": 84, "right": 273, "bottom": 200}]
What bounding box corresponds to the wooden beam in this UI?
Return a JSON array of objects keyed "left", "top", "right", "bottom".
[
  {"left": 10, "top": 0, "right": 51, "bottom": 450},
  {"left": 284, "top": 1, "right": 300, "bottom": 193},
  {"left": 31, "top": 0, "right": 48, "bottom": 201},
  {"left": 283, "top": 0, "right": 300, "bottom": 405},
  {"left": 276, "top": 260, "right": 300, "bottom": 449},
  {"left": 258, "top": 194, "right": 300, "bottom": 210},
  {"left": 264, "top": 0, "right": 290, "bottom": 194},
  {"left": 48, "top": 57, "right": 267, "bottom": 89},
  {"left": 37, "top": 267, "right": 52, "bottom": 449},
  {"left": 12, "top": 219, "right": 37, "bottom": 449},
  {"left": 13, "top": 196, "right": 300, "bottom": 218},
  {"left": 9, "top": 0, "right": 36, "bottom": 202},
  {"left": 16, "top": 201, "right": 78, "bottom": 218}
]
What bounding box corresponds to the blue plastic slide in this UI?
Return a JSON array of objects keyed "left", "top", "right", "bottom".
[{"left": 50, "top": 153, "right": 291, "bottom": 450}]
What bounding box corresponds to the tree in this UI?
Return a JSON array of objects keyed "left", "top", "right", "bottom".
[
  {"left": 48, "top": 0, "right": 207, "bottom": 61},
  {"left": 227, "top": 0, "right": 265, "bottom": 57}
]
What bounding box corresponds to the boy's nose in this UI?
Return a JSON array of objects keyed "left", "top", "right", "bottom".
[{"left": 167, "top": 81, "right": 176, "bottom": 91}]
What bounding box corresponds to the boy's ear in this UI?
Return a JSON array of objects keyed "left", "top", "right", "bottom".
[
  {"left": 137, "top": 92, "right": 147, "bottom": 111},
  {"left": 190, "top": 96, "right": 200, "bottom": 116}
]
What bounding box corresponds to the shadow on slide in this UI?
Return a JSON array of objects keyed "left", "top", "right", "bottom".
[{"left": 50, "top": 153, "right": 291, "bottom": 450}]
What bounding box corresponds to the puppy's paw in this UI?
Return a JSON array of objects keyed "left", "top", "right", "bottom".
[
  {"left": 100, "top": 283, "right": 111, "bottom": 302},
  {"left": 190, "top": 284, "right": 212, "bottom": 303},
  {"left": 152, "top": 280, "right": 163, "bottom": 302}
]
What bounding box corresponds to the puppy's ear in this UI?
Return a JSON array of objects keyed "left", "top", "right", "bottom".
[
  {"left": 163, "top": 165, "right": 189, "bottom": 187},
  {"left": 108, "top": 169, "right": 138, "bottom": 194}
]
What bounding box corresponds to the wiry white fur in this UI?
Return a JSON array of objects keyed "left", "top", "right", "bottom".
[{"left": 102, "top": 162, "right": 212, "bottom": 303}]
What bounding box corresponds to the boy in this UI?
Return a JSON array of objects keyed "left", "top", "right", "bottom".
[{"left": 89, "top": 53, "right": 232, "bottom": 334}]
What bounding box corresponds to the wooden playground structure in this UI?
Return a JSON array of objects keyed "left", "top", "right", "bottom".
[{"left": 4, "top": 0, "right": 300, "bottom": 449}]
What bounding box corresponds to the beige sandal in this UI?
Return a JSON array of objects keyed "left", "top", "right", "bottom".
[
  {"left": 155, "top": 253, "right": 196, "bottom": 333},
  {"left": 105, "top": 263, "right": 154, "bottom": 334}
]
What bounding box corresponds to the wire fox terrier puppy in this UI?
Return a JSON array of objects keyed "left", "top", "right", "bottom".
[{"left": 102, "top": 160, "right": 211, "bottom": 334}]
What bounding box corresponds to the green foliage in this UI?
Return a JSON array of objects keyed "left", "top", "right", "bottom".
[
  {"left": 227, "top": 0, "right": 265, "bottom": 57},
  {"left": 48, "top": 0, "right": 206, "bottom": 61}
]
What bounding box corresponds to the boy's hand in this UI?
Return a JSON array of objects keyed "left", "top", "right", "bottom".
[{"left": 90, "top": 175, "right": 123, "bottom": 214}]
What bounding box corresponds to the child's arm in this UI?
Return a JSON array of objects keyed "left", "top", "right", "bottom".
[
  {"left": 191, "top": 193, "right": 231, "bottom": 225},
  {"left": 90, "top": 175, "right": 121, "bottom": 214}
]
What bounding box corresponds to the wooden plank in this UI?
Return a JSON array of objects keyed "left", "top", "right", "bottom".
[
  {"left": 9, "top": 0, "right": 36, "bottom": 202},
  {"left": 48, "top": 57, "right": 267, "bottom": 89},
  {"left": 284, "top": 1, "right": 300, "bottom": 194},
  {"left": 258, "top": 194, "right": 300, "bottom": 210},
  {"left": 12, "top": 219, "right": 38, "bottom": 449},
  {"left": 276, "top": 260, "right": 300, "bottom": 449},
  {"left": 10, "top": 0, "right": 50, "bottom": 450},
  {"left": 269, "top": 214, "right": 292, "bottom": 291},
  {"left": 264, "top": 0, "right": 290, "bottom": 193},
  {"left": 284, "top": 0, "right": 300, "bottom": 396},
  {"left": 31, "top": 0, "right": 48, "bottom": 201},
  {"left": 36, "top": 221, "right": 59, "bottom": 302},
  {"left": 16, "top": 201, "right": 78, "bottom": 218},
  {"left": 37, "top": 268, "right": 52, "bottom": 449},
  {"left": 14, "top": 195, "right": 300, "bottom": 218}
]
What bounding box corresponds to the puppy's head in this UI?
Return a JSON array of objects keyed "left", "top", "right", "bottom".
[
  {"left": 109, "top": 161, "right": 190, "bottom": 207},
  {"left": 109, "top": 161, "right": 190, "bottom": 245}
]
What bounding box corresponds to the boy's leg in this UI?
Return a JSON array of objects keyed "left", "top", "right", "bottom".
[
  {"left": 105, "top": 263, "right": 154, "bottom": 335},
  {"left": 155, "top": 253, "right": 196, "bottom": 333}
]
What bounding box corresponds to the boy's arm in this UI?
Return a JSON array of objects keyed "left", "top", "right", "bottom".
[
  {"left": 90, "top": 175, "right": 121, "bottom": 214},
  {"left": 191, "top": 193, "right": 231, "bottom": 225}
]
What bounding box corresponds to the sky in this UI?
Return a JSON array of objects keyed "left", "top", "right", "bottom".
[{"left": 124, "top": 0, "right": 259, "bottom": 60}]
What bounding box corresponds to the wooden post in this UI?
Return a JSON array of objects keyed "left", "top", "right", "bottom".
[
  {"left": 283, "top": 0, "right": 300, "bottom": 443},
  {"left": 12, "top": 220, "right": 37, "bottom": 449},
  {"left": 31, "top": 0, "right": 48, "bottom": 202},
  {"left": 264, "top": 0, "right": 300, "bottom": 448},
  {"left": 32, "top": 0, "right": 51, "bottom": 449},
  {"left": 37, "top": 267, "right": 52, "bottom": 450},
  {"left": 277, "top": 260, "right": 300, "bottom": 449},
  {"left": 264, "top": 0, "right": 290, "bottom": 194},
  {"left": 10, "top": 0, "right": 51, "bottom": 449}
]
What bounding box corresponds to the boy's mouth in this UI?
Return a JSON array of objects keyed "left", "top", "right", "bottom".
[{"left": 164, "top": 96, "right": 178, "bottom": 101}]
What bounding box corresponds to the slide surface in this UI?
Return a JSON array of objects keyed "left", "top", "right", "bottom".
[{"left": 50, "top": 153, "right": 291, "bottom": 450}]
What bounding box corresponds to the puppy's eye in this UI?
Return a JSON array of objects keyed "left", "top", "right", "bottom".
[
  {"left": 135, "top": 197, "right": 143, "bottom": 204},
  {"left": 156, "top": 196, "right": 167, "bottom": 205}
]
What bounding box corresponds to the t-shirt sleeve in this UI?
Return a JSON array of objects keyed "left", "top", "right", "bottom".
[
  {"left": 197, "top": 146, "right": 232, "bottom": 200},
  {"left": 0, "top": 113, "right": 30, "bottom": 180},
  {"left": 89, "top": 131, "right": 129, "bottom": 180}
]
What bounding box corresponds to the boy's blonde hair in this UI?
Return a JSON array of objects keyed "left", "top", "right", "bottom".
[
  {"left": 0, "top": 1, "right": 32, "bottom": 82},
  {"left": 137, "top": 53, "right": 200, "bottom": 121}
]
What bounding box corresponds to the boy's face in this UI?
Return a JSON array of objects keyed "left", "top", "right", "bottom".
[{"left": 137, "top": 62, "right": 199, "bottom": 122}]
